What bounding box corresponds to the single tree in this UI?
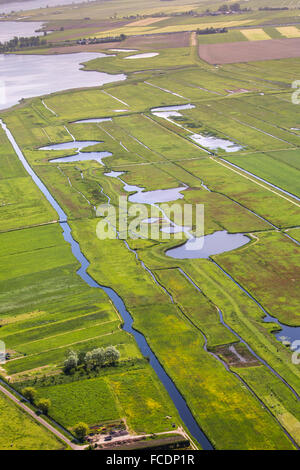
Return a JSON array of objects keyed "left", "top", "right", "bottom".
[
  {"left": 84, "top": 351, "right": 93, "bottom": 370},
  {"left": 63, "top": 350, "right": 78, "bottom": 373},
  {"left": 36, "top": 398, "right": 51, "bottom": 415},
  {"left": 73, "top": 422, "right": 89, "bottom": 441},
  {"left": 22, "top": 387, "right": 37, "bottom": 403},
  {"left": 91, "top": 347, "right": 106, "bottom": 369},
  {"left": 104, "top": 345, "right": 120, "bottom": 365}
]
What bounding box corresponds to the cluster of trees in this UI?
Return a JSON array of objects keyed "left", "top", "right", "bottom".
[
  {"left": 197, "top": 27, "right": 228, "bottom": 35},
  {"left": 64, "top": 346, "right": 120, "bottom": 374},
  {"left": 73, "top": 422, "right": 89, "bottom": 441},
  {"left": 0, "top": 36, "right": 46, "bottom": 53},
  {"left": 218, "top": 3, "right": 244, "bottom": 13},
  {"left": 21, "top": 387, "right": 51, "bottom": 415}
]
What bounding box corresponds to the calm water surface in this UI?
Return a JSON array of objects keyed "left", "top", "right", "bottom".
[
  {"left": 0, "top": 21, "right": 44, "bottom": 41},
  {"left": 0, "top": 0, "right": 90, "bottom": 14},
  {"left": 0, "top": 52, "right": 126, "bottom": 110}
]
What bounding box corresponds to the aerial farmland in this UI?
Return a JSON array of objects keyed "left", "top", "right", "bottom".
[{"left": 0, "top": 0, "right": 299, "bottom": 455}]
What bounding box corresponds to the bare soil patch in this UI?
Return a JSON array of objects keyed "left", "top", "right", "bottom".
[
  {"left": 214, "top": 342, "right": 260, "bottom": 368},
  {"left": 123, "top": 32, "right": 191, "bottom": 49},
  {"left": 199, "top": 37, "right": 300, "bottom": 64}
]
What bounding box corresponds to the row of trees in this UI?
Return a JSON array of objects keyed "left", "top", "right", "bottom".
[
  {"left": 77, "top": 34, "right": 126, "bottom": 46},
  {"left": 197, "top": 27, "right": 228, "bottom": 36},
  {"left": 64, "top": 346, "right": 120, "bottom": 374},
  {"left": 0, "top": 36, "right": 47, "bottom": 53}
]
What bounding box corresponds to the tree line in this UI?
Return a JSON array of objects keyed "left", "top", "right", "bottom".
[
  {"left": 0, "top": 36, "right": 46, "bottom": 52},
  {"left": 197, "top": 27, "right": 228, "bottom": 35}
]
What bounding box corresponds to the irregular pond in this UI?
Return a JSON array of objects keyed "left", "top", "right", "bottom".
[
  {"left": 190, "top": 134, "right": 243, "bottom": 153},
  {"left": 73, "top": 118, "right": 112, "bottom": 124},
  {"left": 166, "top": 231, "right": 250, "bottom": 259},
  {"left": 152, "top": 104, "right": 195, "bottom": 120},
  {"left": 0, "top": 21, "right": 44, "bottom": 42},
  {"left": 40, "top": 140, "right": 100, "bottom": 151},
  {"left": 49, "top": 151, "right": 112, "bottom": 165},
  {"left": 40, "top": 139, "right": 112, "bottom": 165},
  {"left": 124, "top": 52, "right": 159, "bottom": 60},
  {"left": 129, "top": 187, "right": 186, "bottom": 204},
  {"left": 0, "top": 52, "right": 126, "bottom": 110}
]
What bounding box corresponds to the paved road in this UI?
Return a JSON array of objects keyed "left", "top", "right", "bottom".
[{"left": 0, "top": 384, "right": 85, "bottom": 450}]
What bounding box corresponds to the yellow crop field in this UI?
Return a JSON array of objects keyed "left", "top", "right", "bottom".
[
  {"left": 241, "top": 29, "right": 271, "bottom": 41},
  {"left": 128, "top": 17, "right": 169, "bottom": 27},
  {"left": 277, "top": 26, "right": 300, "bottom": 38}
]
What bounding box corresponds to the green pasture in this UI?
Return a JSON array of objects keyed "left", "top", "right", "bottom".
[{"left": 0, "top": 393, "right": 65, "bottom": 450}]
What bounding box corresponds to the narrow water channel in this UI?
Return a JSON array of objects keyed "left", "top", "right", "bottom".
[{"left": 0, "top": 119, "right": 213, "bottom": 450}]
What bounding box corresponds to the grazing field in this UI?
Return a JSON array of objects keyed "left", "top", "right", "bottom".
[
  {"left": 224, "top": 152, "right": 300, "bottom": 198},
  {"left": 36, "top": 367, "right": 179, "bottom": 433},
  {"left": 0, "top": 393, "right": 65, "bottom": 450},
  {"left": 215, "top": 231, "right": 300, "bottom": 326}
]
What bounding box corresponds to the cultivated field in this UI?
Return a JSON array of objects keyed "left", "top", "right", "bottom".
[{"left": 199, "top": 37, "right": 300, "bottom": 64}]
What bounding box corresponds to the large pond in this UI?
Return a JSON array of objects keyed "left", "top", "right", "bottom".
[
  {"left": 0, "top": 21, "right": 44, "bottom": 42},
  {"left": 0, "top": 0, "right": 90, "bottom": 14},
  {"left": 0, "top": 52, "right": 126, "bottom": 110}
]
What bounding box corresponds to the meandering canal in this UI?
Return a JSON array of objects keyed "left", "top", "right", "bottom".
[{"left": 0, "top": 119, "right": 213, "bottom": 450}]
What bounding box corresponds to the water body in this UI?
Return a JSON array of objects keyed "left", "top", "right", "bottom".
[
  {"left": 129, "top": 187, "right": 186, "bottom": 204},
  {"left": 0, "top": 118, "right": 213, "bottom": 450},
  {"left": 0, "top": 52, "right": 126, "bottom": 110},
  {"left": 166, "top": 231, "right": 250, "bottom": 260},
  {"left": 41, "top": 140, "right": 100, "bottom": 151},
  {"left": 0, "top": 21, "right": 44, "bottom": 42},
  {"left": 109, "top": 49, "right": 138, "bottom": 53},
  {"left": 152, "top": 104, "right": 195, "bottom": 120},
  {"left": 151, "top": 105, "right": 243, "bottom": 153},
  {"left": 50, "top": 151, "right": 112, "bottom": 165},
  {"left": 73, "top": 118, "right": 112, "bottom": 124},
  {"left": 0, "top": 0, "right": 90, "bottom": 14},
  {"left": 124, "top": 52, "right": 159, "bottom": 60},
  {"left": 191, "top": 134, "right": 243, "bottom": 153},
  {"left": 40, "top": 139, "right": 112, "bottom": 165}
]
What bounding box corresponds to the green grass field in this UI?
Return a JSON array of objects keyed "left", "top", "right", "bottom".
[{"left": 0, "top": 393, "right": 65, "bottom": 450}]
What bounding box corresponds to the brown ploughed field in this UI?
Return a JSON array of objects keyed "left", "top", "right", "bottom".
[{"left": 199, "top": 37, "right": 300, "bottom": 64}]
